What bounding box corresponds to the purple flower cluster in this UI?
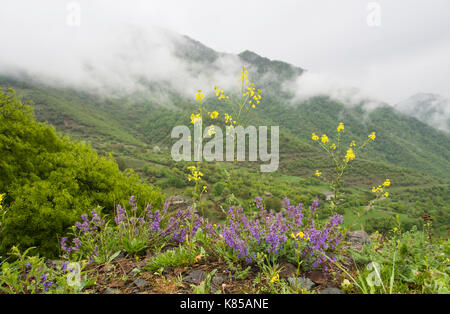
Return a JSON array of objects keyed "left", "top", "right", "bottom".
[
  {"left": 160, "top": 207, "right": 204, "bottom": 243},
  {"left": 40, "top": 273, "right": 53, "bottom": 292},
  {"left": 220, "top": 203, "right": 292, "bottom": 261},
  {"left": 60, "top": 237, "right": 81, "bottom": 254},
  {"left": 113, "top": 197, "right": 208, "bottom": 244},
  {"left": 75, "top": 209, "right": 103, "bottom": 234},
  {"left": 218, "top": 198, "right": 343, "bottom": 267},
  {"left": 304, "top": 213, "right": 344, "bottom": 268},
  {"left": 62, "top": 195, "right": 344, "bottom": 271}
]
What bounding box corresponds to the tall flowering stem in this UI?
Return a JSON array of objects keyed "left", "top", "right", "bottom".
[
  {"left": 190, "top": 67, "right": 263, "bottom": 207},
  {"left": 312, "top": 123, "right": 376, "bottom": 212}
]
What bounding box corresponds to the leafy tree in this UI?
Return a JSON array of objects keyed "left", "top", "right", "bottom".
[{"left": 0, "top": 89, "right": 164, "bottom": 257}]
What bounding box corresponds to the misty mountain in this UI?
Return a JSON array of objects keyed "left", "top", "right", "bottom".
[
  {"left": 0, "top": 27, "right": 449, "bottom": 181},
  {"left": 396, "top": 93, "right": 450, "bottom": 133}
]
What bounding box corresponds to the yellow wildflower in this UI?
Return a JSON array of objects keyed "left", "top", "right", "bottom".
[
  {"left": 270, "top": 274, "right": 280, "bottom": 283},
  {"left": 330, "top": 143, "right": 336, "bottom": 150},
  {"left": 315, "top": 170, "right": 322, "bottom": 177},
  {"left": 337, "top": 122, "right": 345, "bottom": 132},
  {"left": 321, "top": 134, "right": 329, "bottom": 143},
  {"left": 187, "top": 166, "right": 203, "bottom": 182},
  {"left": 207, "top": 126, "right": 216, "bottom": 136},
  {"left": 202, "top": 186, "right": 208, "bottom": 193},
  {"left": 350, "top": 140, "right": 356, "bottom": 147},
  {"left": 345, "top": 148, "right": 355, "bottom": 162},
  {"left": 382, "top": 179, "right": 391, "bottom": 187},
  {"left": 383, "top": 192, "right": 389, "bottom": 198},
  {"left": 190, "top": 113, "right": 202, "bottom": 125},
  {"left": 312, "top": 133, "right": 319, "bottom": 141},
  {"left": 224, "top": 113, "right": 233, "bottom": 124},
  {"left": 368, "top": 132, "right": 376, "bottom": 141},
  {"left": 239, "top": 66, "right": 249, "bottom": 85},
  {"left": 209, "top": 111, "right": 218, "bottom": 119},
  {"left": 194, "top": 90, "right": 204, "bottom": 102},
  {"left": 296, "top": 231, "right": 305, "bottom": 238}
]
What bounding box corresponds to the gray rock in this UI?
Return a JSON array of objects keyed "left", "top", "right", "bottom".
[
  {"left": 288, "top": 277, "right": 316, "bottom": 290},
  {"left": 131, "top": 278, "right": 149, "bottom": 288},
  {"left": 165, "top": 195, "right": 190, "bottom": 212},
  {"left": 309, "top": 270, "right": 327, "bottom": 285},
  {"left": 319, "top": 286, "right": 345, "bottom": 294},
  {"left": 128, "top": 267, "right": 141, "bottom": 277},
  {"left": 279, "top": 263, "right": 297, "bottom": 278},
  {"left": 183, "top": 269, "right": 206, "bottom": 284},
  {"left": 346, "top": 230, "right": 370, "bottom": 244},
  {"left": 212, "top": 275, "right": 224, "bottom": 286},
  {"left": 103, "top": 287, "right": 120, "bottom": 294}
]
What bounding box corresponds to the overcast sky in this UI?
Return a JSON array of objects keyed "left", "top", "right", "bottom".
[{"left": 1, "top": 0, "right": 449, "bottom": 104}]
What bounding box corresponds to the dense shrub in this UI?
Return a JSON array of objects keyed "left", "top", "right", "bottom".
[
  {"left": 0, "top": 89, "right": 164, "bottom": 257},
  {"left": 264, "top": 196, "right": 283, "bottom": 212}
]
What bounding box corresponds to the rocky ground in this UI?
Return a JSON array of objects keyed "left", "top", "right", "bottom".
[{"left": 54, "top": 231, "right": 370, "bottom": 294}]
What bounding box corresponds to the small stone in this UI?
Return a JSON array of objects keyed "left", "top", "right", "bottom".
[
  {"left": 288, "top": 277, "right": 315, "bottom": 290},
  {"left": 346, "top": 230, "right": 370, "bottom": 244},
  {"left": 128, "top": 267, "right": 141, "bottom": 277},
  {"left": 279, "top": 263, "right": 297, "bottom": 278},
  {"left": 131, "top": 278, "right": 149, "bottom": 288},
  {"left": 165, "top": 195, "right": 190, "bottom": 212},
  {"left": 309, "top": 270, "right": 327, "bottom": 285},
  {"left": 183, "top": 269, "right": 206, "bottom": 284},
  {"left": 212, "top": 275, "right": 224, "bottom": 286},
  {"left": 319, "top": 286, "right": 345, "bottom": 294},
  {"left": 103, "top": 287, "right": 120, "bottom": 294}
]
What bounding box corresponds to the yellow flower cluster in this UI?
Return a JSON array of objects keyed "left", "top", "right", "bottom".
[
  {"left": 224, "top": 113, "right": 236, "bottom": 125},
  {"left": 239, "top": 66, "right": 249, "bottom": 85},
  {"left": 270, "top": 274, "right": 280, "bottom": 283},
  {"left": 244, "top": 84, "right": 262, "bottom": 108},
  {"left": 371, "top": 179, "right": 391, "bottom": 198},
  {"left": 368, "top": 132, "right": 376, "bottom": 141},
  {"left": 194, "top": 90, "right": 204, "bottom": 102},
  {"left": 350, "top": 140, "right": 356, "bottom": 147},
  {"left": 337, "top": 122, "right": 345, "bottom": 132},
  {"left": 321, "top": 134, "right": 329, "bottom": 143},
  {"left": 312, "top": 133, "right": 319, "bottom": 141},
  {"left": 190, "top": 113, "right": 202, "bottom": 125},
  {"left": 290, "top": 231, "right": 310, "bottom": 241},
  {"left": 187, "top": 166, "right": 203, "bottom": 182},
  {"left": 214, "top": 86, "right": 229, "bottom": 100},
  {"left": 206, "top": 125, "right": 216, "bottom": 136},
  {"left": 345, "top": 148, "right": 356, "bottom": 162},
  {"left": 0, "top": 193, "right": 3, "bottom": 210},
  {"left": 315, "top": 170, "right": 322, "bottom": 177},
  {"left": 209, "top": 111, "right": 218, "bottom": 119},
  {"left": 330, "top": 143, "right": 337, "bottom": 150}
]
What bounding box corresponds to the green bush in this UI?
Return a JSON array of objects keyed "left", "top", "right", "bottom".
[
  {"left": 213, "top": 182, "right": 226, "bottom": 196},
  {"left": 0, "top": 89, "right": 164, "bottom": 257},
  {"left": 264, "top": 196, "right": 283, "bottom": 211}
]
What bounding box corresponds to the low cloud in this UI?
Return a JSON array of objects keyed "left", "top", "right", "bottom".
[{"left": 284, "top": 71, "right": 384, "bottom": 111}]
